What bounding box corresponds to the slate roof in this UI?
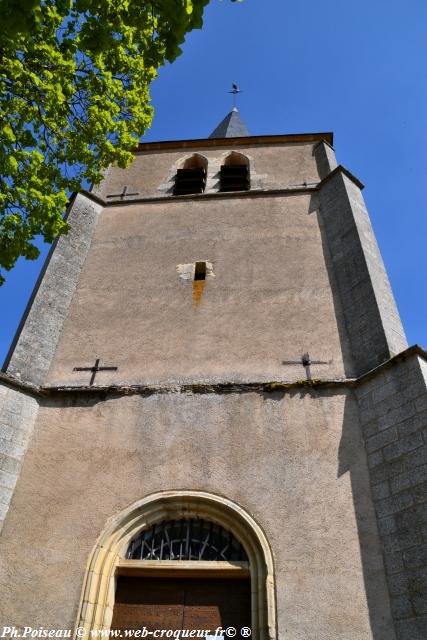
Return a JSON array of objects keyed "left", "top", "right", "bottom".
[{"left": 209, "top": 108, "right": 250, "bottom": 139}]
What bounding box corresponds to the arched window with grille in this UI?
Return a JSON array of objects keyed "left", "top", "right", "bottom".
[
  {"left": 219, "top": 152, "right": 250, "bottom": 192},
  {"left": 126, "top": 518, "right": 249, "bottom": 562},
  {"left": 113, "top": 518, "right": 252, "bottom": 638},
  {"left": 77, "top": 492, "right": 276, "bottom": 640},
  {"left": 173, "top": 154, "right": 207, "bottom": 195}
]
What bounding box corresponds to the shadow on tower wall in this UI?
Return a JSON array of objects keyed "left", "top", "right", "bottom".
[
  {"left": 339, "top": 393, "right": 397, "bottom": 639},
  {"left": 310, "top": 193, "right": 356, "bottom": 378}
]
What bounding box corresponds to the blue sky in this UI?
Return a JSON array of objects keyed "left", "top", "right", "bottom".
[{"left": 1, "top": 0, "right": 426, "bottom": 364}]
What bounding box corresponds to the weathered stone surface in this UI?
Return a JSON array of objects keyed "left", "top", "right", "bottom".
[
  {"left": 3, "top": 193, "right": 102, "bottom": 386},
  {"left": 313, "top": 140, "right": 338, "bottom": 179},
  {"left": 0, "top": 382, "right": 39, "bottom": 532},
  {"left": 356, "top": 354, "right": 427, "bottom": 640},
  {"left": 318, "top": 170, "right": 407, "bottom": 376}
]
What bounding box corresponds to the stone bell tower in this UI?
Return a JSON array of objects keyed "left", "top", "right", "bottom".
[{"left": 1, "top": 109, "right": 427, "bottom": 640}]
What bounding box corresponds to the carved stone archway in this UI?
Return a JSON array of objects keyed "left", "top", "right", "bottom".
[{"left": 75, "top": 491, "right": 276, "bottom": 640}]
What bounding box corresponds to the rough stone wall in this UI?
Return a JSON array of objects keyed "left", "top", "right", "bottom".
[
  {"left": 0, "top": 389, "right": 393, "bottom": 640},
  {"left": 319, "top": 169, "right": 407, "bottom": 376},
  {"left": 0, "top": 382, "right": 39, "bottom": 532},
  {"left": 355, "top": 354, "right": 427, "bottom": 640},
  {"left": 3, "top": 194, "right": 102, "bottom": 386}
]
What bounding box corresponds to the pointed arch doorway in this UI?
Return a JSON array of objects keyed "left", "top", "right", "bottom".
[
  {"left": 111, "top": 518, "right": 251, "bottom": 637},
  {"left": 75, "top": 492, "right": 276, "bottom": 640}
]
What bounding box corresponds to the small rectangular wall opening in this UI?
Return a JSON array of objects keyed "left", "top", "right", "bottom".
[{"left": 194, "top": 261, "right": 207, "bottom": 281}]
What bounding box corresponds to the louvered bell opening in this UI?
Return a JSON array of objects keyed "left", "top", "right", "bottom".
[
  {"left": 219, "top": 165, "right": 250, "bottom": 192},
  {"left": 174, "top": 167, "right": 206, "bottom": 195}
]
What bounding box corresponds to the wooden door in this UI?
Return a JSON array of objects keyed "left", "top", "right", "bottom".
[{"left": 111, "top": 576, "right": 251, "bottom": 637}]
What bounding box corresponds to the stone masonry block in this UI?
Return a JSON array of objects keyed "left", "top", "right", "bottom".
[
  {"left": 0, "top": 436, "right": 26, "bottom": 458},
  {"left": 376, "top": 491, "right": 414, "bottom": 518},
  {"left": 366, "top": 427, "right": 398, "bottom": 453},
  {"left": 0, "top": 485, "right": 13, "bottom": 505},
  {"left": 403, "top": 544, "right": 427, "bottom": 570},
  {"left": 398, "top": 410, "right": 427, "bottom": 439},
  {"left": 357, "top": 392, "right": 372, "bottom": 411},
  {"left": 415, "top": 395, "right": 427, "bottom": 413},
  {"left": 396, "top": 504, "right": 427, "bottom": 530},
  {"left": 378, "top": 515, "right": 397, "bottom": 536},
  {"left": 0, "top": 424, "right": 16, "bottom": 441},
  {"left": 377, "top": 403, "right": 417, "bottom": 432},
  {"left": 390, "top": 465, "right": 427, "bottom": 495},
  {"left": 383, "top": 432, "right": 424, "bottom": 463},
  {"left": 0, "top": 453, "right": 21, "bottom": 475},
  {"left": 407, "top": 445, "right": 427, "bottom": 468},
  {"left": 387, "top": 571, "right": 410, "bottom": 597},
  {"left": 362, "top": 420, "right": 378, "bottom": 439},
  {"left": 373, "top": 390, "right": 423, "bottom": 421},
  {"left": 367, "top": 449, "right": 384, "bottom": 468},
  {"left": 395, "top": 616, "right": 427, "bottom": 640},
  {"left": 0, "top": 468, "right": 17, "bottom": 490},
  {"left": 371, "top": 480, "right": 390, "bottom": 501},
  {"left": 370, "top": 456, "right": 406, "bottom": 484},
  {"left": 384, "top": 551, "right": 405, "bottom": 574},
  {"left": 383, "top": 528, "right": 421, "bottom": 554},
  {"left": 0, "top": 501, "right": 9, "bottom": 521},
  {"left": 371, "top": 379, "right": 402, "bottom": 405},
  {"left": 412, "top": 481, "right": 427, "bottom": 505},
  {"left": 390, "top": 594, "right": 413, "bottom": 619},
  {"left": 412, "top": 592, "right": 427, "bottom": 616},
  {"left": 1, "top": 409, "right": 26, "bottom": 429}
]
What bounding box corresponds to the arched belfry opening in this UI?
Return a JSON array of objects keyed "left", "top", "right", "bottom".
[
  {"left": 76, "top": 492, "right": 276, "bottom": 640},
  {"left": 173, "top": 154, "right": 207, "bottom": 196},
  {"left": 219, "top": 152, "right": 250, "bottom": 192}
]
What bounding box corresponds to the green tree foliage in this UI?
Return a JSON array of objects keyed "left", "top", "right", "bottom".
[{"left": 0, "top": 0, "right": 241, "bottom": 284}]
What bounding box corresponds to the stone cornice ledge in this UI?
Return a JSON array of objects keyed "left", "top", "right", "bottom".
[
  {"left": 1, "top": 345, "right": 425, "bottom": 399},
  {"left": 80, "top": 165, "right": 363, "bottom": 209},
  {"left": 82, "top": 185, "right": 320, "bottom": 207},
  {"left": 318, "top": 164, "right": 365, "bottom": 190},
  {"left": 135, "top": 132, "right": 334, "bottom": 153},
  {"left": 0, "top": 370, "right": 42, "bottom": 396},
  {"left": 354, "top": 344, "right": 427, "bottom": 386}
]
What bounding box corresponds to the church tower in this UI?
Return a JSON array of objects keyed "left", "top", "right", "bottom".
[{"left": 1, "top": 110, "right": 427, "bottom": 640}]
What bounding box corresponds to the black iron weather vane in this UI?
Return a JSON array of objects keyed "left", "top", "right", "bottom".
[{"left": 229, "top": 83, "right": 242, "bottom": 108}]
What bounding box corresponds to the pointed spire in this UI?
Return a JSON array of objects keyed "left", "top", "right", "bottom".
[{"left": 209, "top": 108, "right": 250, "bottom": 139}]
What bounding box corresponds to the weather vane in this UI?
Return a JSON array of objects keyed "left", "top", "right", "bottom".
[{"left": 229, "top": 83, "right": 242, "bottom": 108}]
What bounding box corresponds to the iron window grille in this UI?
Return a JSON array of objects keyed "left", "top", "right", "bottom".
[{"left": 126, "top": 518, "right": 248, "bottom": 562}]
